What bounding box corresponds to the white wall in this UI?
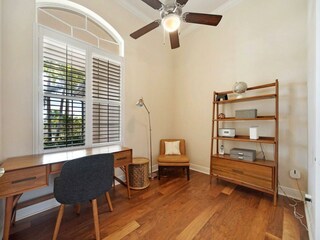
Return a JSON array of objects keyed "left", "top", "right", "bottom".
[
  {"left": 315, "top": 1, "right": 320, "bottom": 238},
  {"left": 307, "top": 0, "right": 316, "bottom": 238},
  {"left": 0, "top": 0, "right": 3, "bottom": 164},
  {"left": 2, "top": 0, "right": 35, "bottom": 159},
  {"left": 0, "top": 0, "right": 4, "bottom": 237},
  {"left": 308, "top": 0, "right": 320, "bottom": 238},
  {"left": 173, "top": 0, "right": 308, "bottom": 194}
]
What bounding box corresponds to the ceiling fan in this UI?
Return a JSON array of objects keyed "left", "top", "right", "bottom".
[{"left": 130, "top": 0, "right": 223, "bottom": 49}]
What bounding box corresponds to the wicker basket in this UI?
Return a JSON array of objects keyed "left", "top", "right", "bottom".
[{"left": 128, "top": 157, "right": 150, "bottom": 190}]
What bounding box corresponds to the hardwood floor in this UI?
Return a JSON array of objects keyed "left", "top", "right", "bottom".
[{"left": 10, "top": 170, "right": 309, "bottom": 240}]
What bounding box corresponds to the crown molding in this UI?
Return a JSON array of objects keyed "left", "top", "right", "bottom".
[
  {"left": 116, "top": 0, "right": 154, "bottom": 23},
  {"left": 116, "top": 0, "right": 244, "bottom": 38},
  {"left": 180, "top": 0, "right": 243, "bottom": 37}
]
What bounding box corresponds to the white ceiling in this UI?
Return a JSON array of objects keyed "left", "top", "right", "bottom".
[{"left": 117, "top": 0, "right": 231, "bottom": 23}]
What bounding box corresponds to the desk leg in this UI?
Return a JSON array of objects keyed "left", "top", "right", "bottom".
[
  {"left": 125, "top": 165, "right": 131, "bottom": 199},
  {"left": 3, "top": 196, "right": 13, "bottom": 240}
]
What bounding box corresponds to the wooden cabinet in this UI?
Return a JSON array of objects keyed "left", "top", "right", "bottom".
[{"left": 210, "top": 80, "right": 279, "bottom": 205}]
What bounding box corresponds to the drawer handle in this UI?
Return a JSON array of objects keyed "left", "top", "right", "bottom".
[
  {"left": 238, "top": 156, "right": 244, "bottom": 160},
  {"left": 116, "top": 157, "right": 127, "bottom": 161},
  {"left": 12, "top": 177, "right": 37, "bottom": 184},
  {"left": 238, "top": 153, "right": 244, "bottom": 155},
  {"left": 232, "top": 169, "right": 244, "bottom": 174}
]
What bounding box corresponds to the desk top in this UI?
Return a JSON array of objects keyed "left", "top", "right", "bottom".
[{"left": 1, "top": 145, "right": 131, "bottom": 172}]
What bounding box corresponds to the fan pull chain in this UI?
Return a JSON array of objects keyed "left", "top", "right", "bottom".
[{"left": 162, "top": 27, "right": 166, "bottom": 46}]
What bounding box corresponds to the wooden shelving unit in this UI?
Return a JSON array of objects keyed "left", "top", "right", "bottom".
[{"left": 210, "top": 80, "right": 279, "bottom": 205}]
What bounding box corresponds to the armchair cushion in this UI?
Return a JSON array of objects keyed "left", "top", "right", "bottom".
[{"left": 158, "top": 154, "right": 189, "bottom": 164}]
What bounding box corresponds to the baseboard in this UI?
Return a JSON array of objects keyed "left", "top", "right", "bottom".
[
  {"left": 15, "top": 163, "right": 161, "bottom": 221},
  {"left": 190, "top": 164, "right": 210, "bottom": 175},
  {"left": 16, "top": 198, "right": 60, "bottom": 221},
  {"left": 151, "top": 164, "right": 158, "bottom": 173},
  {"left": 278, "top": 185, "right": 305, "bottom": 201},
  {"left": 304, "top": 200, "right": 314, "bottom": 240},
  {"left": 15, "top": 166, "right": 305, "bottom": 222},
  {"left": 189, "top": 166, "right": 304, "bottom": 201},
  {"left": 189, "top": 165, "right": 305, "bottom": 202},
  {"left": 16, "top": 173, "right": 127, "bottom": 221}
]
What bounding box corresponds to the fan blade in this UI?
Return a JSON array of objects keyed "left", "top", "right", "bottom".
[
  {"left": 130, "top": 20, "right": 161, "bottom": 39},
  {"left": 183, "top": 12, "right": 222, "bottom": 26},
  {"left": 141, "top": 0, "right": 163, "bottom": 10},
  {"left": 176, "top": 0, "right": 189, "bottom": 7},
  {"left": 169, "top": 30, "right": 180, "bottom": 49}
]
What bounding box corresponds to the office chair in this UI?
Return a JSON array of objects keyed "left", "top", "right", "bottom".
[{"left": 52, "top": 154, "right": 114, "bottom": 240}]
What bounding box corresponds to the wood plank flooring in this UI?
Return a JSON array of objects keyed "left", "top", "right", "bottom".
[{"left": 9, "top": 170, "right": 309, "bottom": 240}]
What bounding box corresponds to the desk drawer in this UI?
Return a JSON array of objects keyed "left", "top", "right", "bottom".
[
  {"left": 212, "top": 158, "right": 273, "bottom": 191},
  {"left": 0, "top": 166, "right": 47, "bottom": 197},
  {"left": 114, "top": 150, "right": 132, "bottom": 168},
  {"left": 50, "top": 163, "right": 64, "bottom": 174}
]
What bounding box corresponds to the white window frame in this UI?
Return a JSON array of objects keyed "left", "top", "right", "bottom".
[
  {"left": 34, "top": 25, "right": 124, "bottom": 154},
  {"left": 36, "top": 0, "right": 124, "bottom": 57}
]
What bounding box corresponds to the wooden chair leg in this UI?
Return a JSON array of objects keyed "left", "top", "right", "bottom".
[
  {"left": 158, "top": 166, "right": 161, "bottom": 180},
  {"left": 105, "top": 192, "right": 113, "bottom": 212},
  {"left": 74, "top": 203, "right": 81, "bottom": 215},
  {"left": 53, "top": 204, "right": 65, "bottom": 240},
  {"left": 92, "top": 199, "right": 100, "bottom": 240},
  {"left": 187, "top": 166, "right": 190, "bottom": 181}
]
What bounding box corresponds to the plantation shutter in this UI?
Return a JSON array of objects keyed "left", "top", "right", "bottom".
[
  {"left": 42, "top": 37, "right": 86, "bottom": 149},
  {"left": 92, "top": 57, "right": 121, "bottom": 144}
]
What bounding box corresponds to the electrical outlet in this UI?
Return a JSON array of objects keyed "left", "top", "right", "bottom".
[
  {"left": 305, "top": 194, "right": 312, "bottom": 202},
  {"left": 289, "top": 169, "right": 301, "bottom": 179}
]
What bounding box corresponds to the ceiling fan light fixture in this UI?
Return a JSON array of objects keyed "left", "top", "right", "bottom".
[{"left": 162, "top": 14, "right": 181, "bottom": 32}]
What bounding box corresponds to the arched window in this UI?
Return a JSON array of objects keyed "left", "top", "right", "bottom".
[{"left": 35, "top": 0, "right": 124, "bottom": 152}]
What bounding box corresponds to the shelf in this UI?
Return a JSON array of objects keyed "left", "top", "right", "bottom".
[
  {"left": 213, "top": 135, "right": 275, "bottom": 144},
  {"left": 213, "top": 116, "right": 276, "bottom": 121},
  {"left": 214, "top": 94, "right": 276, "bottom": 104},
  {"left": 212, "top": 154, "right": 275, "bottom": 167},
  {"left": 215, "top": 82, "right": 277, "bottom": 95}
]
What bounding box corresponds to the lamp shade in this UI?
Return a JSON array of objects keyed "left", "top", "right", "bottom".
[{"left": 162, "top": 14, "right": 181, "bottom": 32}]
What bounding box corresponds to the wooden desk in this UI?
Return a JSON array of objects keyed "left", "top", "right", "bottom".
[{"left": 0, "top": 145, "right": 132, "bottom": 240}]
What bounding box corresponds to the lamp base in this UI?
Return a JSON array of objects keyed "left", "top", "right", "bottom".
[{"left": 149, "top": 172, "right": 158, "bottom": 180}]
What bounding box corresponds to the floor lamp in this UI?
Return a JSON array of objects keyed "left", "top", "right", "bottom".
[{"left": 136, "top": 98, "right": 157, "bottom": 180}]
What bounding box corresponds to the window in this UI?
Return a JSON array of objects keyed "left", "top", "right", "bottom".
[
  {"left": 43, "top": 38, "right": 86, "bottom": 149},
  {"left": 38, "top": 28, "right": 123, "bottom": 152},
  {"left": 92, "top": 57, "right": 121, "bottom": 144}
]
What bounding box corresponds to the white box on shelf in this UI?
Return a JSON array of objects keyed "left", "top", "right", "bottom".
[{"left": 249, "top": 127, "right": 259, "bottom": 140}]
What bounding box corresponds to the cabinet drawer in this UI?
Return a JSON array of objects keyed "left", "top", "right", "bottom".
[
  {"left": 211, "top": 158, "right": 273, "bottom": 191},
  {"left": 0, "top": 166, "right": 47, "bottom": 197},
  {"left": 114, "top": 150, "right": 132, "bottom": 168}
]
